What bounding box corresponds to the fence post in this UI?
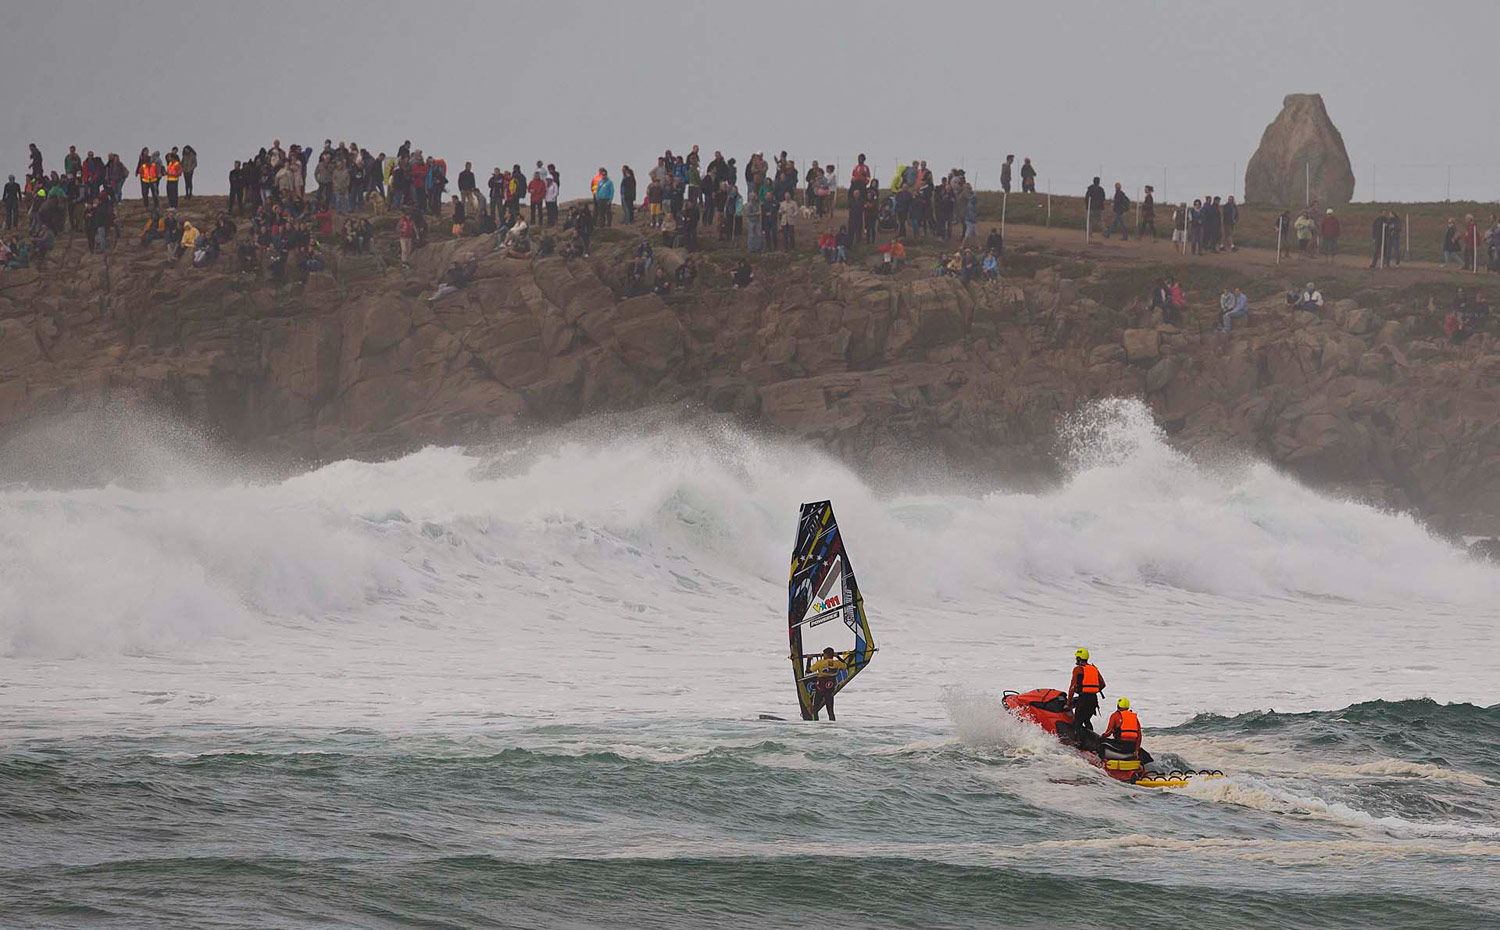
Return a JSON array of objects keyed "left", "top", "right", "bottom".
[
  {"left": 1276, "top": 225, "right": 1282, "bottom": 266},
  {"left": 1380, "top": 224, "right": 1387, "bottom": 269},
  {"left": 1135, "top": 187, "right": 1141, "bottom": 236},
  {"left": 1001, "top": 190, "right": 1008, "bottom": 236},
  {"left": 1085, "top": 195, "right": 1091, "bottom": 242},
  {"left": 1405, "top": 212, "right": 1410, "bottom": 259},
  {"left": 1046, "top": 179, "right": 1052, "bottom": 227}
]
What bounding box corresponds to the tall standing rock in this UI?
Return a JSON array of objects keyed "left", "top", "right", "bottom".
[{"left": 1244, "top": 94, "right": 1356, "bottom": 206}]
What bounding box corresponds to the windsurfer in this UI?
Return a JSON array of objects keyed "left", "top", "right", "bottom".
[
  {"left": 808, "top": 647, "right": 848, "bottom": 721},
  {"left": 1067, "top": 648, "right": 1106, "bottom": 738}
]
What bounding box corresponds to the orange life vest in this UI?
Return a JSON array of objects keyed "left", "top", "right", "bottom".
[
  {"left": 1111, "top": 709, "right": 1141, "bottom": 744},
  {"left": 165, "top": 161, "right": 182, "bottom": 181},
  {"left": 138, "top": 161, "right": 159, "bottom": 183},
  {"left": 1075, "top": 662, "right": 1102, "bottom": 695}
]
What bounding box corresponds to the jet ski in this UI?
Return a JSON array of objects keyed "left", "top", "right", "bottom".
[{"left": 1002, "top": 688, "right": 1224, "bottom": 789}]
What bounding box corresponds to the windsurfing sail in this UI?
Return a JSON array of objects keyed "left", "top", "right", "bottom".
[{"left": 788, "top": 501, "right": 875, "bottom": 720}]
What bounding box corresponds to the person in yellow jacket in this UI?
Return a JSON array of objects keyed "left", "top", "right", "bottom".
[
  {"left": 807, "top": 647, "right": 849, "bottom": 721},
  {"left": 170, "top": 220, "right": 198, "bottom": 261}
]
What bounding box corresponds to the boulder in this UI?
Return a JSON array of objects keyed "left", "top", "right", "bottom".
[
  {"left": 1122, "top": 328, "right": 1160, "bottom": 364},
  {"left": 1244, "top": 93, "right": 1356, "bottom": 206},
  {"left": 1145, "top": 357, "right": 1178, "bottom": 394},
  {"left": 1342, "top": 306, "right": 1380, "bottom": 336}
]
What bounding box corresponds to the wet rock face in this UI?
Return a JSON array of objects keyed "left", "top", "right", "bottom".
[
  {"left": 1, "top": 230, "right": 1499, "bottom": 528},
  {"left": 1245, "top": 94, "right": 1356, "bottom": 206}
]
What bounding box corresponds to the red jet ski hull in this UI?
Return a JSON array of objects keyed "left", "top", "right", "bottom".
[{"left": 1002, "top": 688, "right": 1142, "bottom": 781}]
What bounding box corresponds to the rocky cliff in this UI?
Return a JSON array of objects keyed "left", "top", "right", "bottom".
[{"left": 1, "top": 220, "right": 1497, "bottom": 530}]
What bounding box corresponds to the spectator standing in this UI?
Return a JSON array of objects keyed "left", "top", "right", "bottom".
[
  {"left": 166, "top": 149, "right": 186, "bottom": 208},
  {"left": 594, "top": 168, "right": 614, "bottom": 227},
  {"left": 1294, "top": 211, "right": 1315, "bottom": 258},
  {"left": 2, "top": 175, "right": 19, "bottom": 229},
  {"left": 1000, "top": 155, "right": 1014, "bottom": 193},
  {"left": 1106, "top": 182, "right": 1130, "bottom": 240},
  {"left": 1443, "top": 218, "right": 1464, "bottom": 266},
  {"left": 136, "top": 149, "right": 160, "bottom": 208},
  {"left": 620, "top": 166, "right": 637, "bottom": 225},
  {"left": 181, "top": 145, "right": 198, "bottom": 199},
  {"left": 1020, "top": 157, "right": 1036, "bottom": 193},
  {"left": 1369, "top": 211, "right": 1388, "bottom": 269},
  {"left": 1320, "top": 208, "right": 1340, "bottom": 259},
  {"left": 397, "top": 209, "right": 415, "bottom": 265},
  {"left": 1084, "top": 177, "right": 1106, "bottom": 238}
]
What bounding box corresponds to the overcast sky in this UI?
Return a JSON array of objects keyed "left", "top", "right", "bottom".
[{"left": 4, "top": 0, "right": 1497, "bottom": 202}]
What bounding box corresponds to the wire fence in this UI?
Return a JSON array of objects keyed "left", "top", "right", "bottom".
[{"left": 801, "top": 154, "right": 1500, "bottom": 208}]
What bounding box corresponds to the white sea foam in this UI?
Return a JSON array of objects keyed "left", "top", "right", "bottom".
[{"left": 1, "top": 401, "right": 1496, "bottom": 736}]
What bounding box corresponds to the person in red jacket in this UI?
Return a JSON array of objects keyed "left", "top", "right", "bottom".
[
  {"left": 850, "top": 154, "right": 871, "bottom": 195},
  {"left": 1320, "top": 208, "right": 1341, "bottom": 260},
  {"left": 528, "top": 171, "right": 547, "bottom": 226},
  {"left": 397, "top": 209, "right": 415, "bottom": 265}
]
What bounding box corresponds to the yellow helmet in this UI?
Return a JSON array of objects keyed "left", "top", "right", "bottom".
[
  {"left": 1117, "top": 697, "right": 1131, "bottom": 710},
  {"left": 1074, "top": 647, "right": 1090, "bottom": 661}
]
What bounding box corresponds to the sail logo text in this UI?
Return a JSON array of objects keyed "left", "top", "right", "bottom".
[{"left": 812, "top": 594, "right": 841, "bottom": 614}]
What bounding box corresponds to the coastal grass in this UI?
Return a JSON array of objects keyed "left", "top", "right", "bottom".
[{"left": 971, "top": 190, "right": 1498, "bottom": 264}]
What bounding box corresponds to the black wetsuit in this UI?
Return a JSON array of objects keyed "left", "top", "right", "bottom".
[
  {"left": 1072, "top": 693, "right": 1099, "bottom": 735},
  {"left": 812, "top": 678, "right": 837, "bottom": 721}
]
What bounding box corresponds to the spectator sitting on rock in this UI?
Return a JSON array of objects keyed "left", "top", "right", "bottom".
[
  {"left": 429, "top": 254, "right": 479, "bottom": 301},
  {"left": 1297, "top": 282, "right": 1324, "bottom": 313},
  {"left": 982, "top": 249, "right": 999, "bottom": 280},
  {"left": 1168, "top": 278, "right": 1186, "bottom": 325},
  {"left": 1219, "top": 287, "right": 1249, "bottom": 333},
  {"left": 1150, "top": 277, "right": 1172, "bottom": 321},
  {"left": 732, "top": 260, "right": 752, "bottom": 289},
  {"left": 674, "top": 256, "right": 697, "bottom": 286},
  {"left": 652, "top": 265, "right": 671, "bottom": 296},
  {"left": 1469, "top": 292, "right": 1491, "bottom": 332},
  {"left": 32, "top": 225, "right": 55, "bottom": 266},
  {"left": 502, "top": 215, "right": 530, "bottom": 255},
  {"left": 193, "top": 235, "right": 220, "bottom": 268}
]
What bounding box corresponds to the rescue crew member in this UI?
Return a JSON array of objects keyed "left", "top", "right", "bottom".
[
  {"left": 807, "top": 647, "right": 848, "bottom": 722},
  {"left": 164, "top": 151, "right": 183, "bottom": 209},
  {"left": 136, "top": 154, "right": 160, "bottom": 208},
  {"left": 1104, "top": 697, "right": 1153, "bottom": 767},
  {"left": 1067, "top": 647, "right": 1106, "bottom": 734}
]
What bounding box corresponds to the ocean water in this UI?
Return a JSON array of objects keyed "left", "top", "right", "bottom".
[{"left": 2, "top": 400, "right": 1497, "bottom": 929}]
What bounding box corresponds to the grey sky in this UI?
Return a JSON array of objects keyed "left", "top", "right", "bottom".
[{"left": 4, "top": 0, "right": 1497, "bottom": 202}]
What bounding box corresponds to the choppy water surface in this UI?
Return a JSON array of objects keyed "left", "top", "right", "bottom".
[{"left": 2, "top": 402, "right": 1497, "bottom": 928}]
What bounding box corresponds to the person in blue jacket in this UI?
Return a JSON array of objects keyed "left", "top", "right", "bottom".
[{"left": 594, "top": 168, "right": 615, "bottom": 227}]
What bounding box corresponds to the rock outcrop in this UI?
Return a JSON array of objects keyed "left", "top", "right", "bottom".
[
  {"left": 1245, "top": 93, "right": 1356, "bottom": 206},
  {"left": 1, "top": 228, "right": 1498, "bottom": 529}
]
